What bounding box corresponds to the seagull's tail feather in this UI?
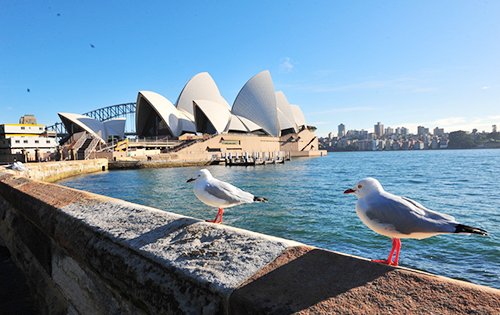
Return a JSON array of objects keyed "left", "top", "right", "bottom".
[
  {"left": 254, "top": 196, "right": 268, "bottom": 203},
  {"left": 454, "top": 224, "right": 489, "bottom": 236}
]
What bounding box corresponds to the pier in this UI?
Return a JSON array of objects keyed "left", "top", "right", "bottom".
[{"left": 224, "top": 151, "right": 290, "bottom": 166}]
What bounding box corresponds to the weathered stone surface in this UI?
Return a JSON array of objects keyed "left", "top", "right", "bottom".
[
  {"left": 56, "top": 197, "right": 300, "bottom": 313},
  {"left": 229, "top": 246, "right": 500, "bottom": 314}
]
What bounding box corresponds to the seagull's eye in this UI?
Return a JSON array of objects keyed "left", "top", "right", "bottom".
[{"left": 358, "top": 185, "right": 362, "bottom": 189}]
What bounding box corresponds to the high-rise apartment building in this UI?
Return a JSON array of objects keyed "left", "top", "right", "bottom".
[
  {"left": 338, "top": 123, "right": 346, "bottom": 138},
  {"left": 433, "top": 127, "right": 444, "bottom": 135},
  {"left": 417, "top": 126, "right": 430, "bottom": 136},
  {"left": 374, "top": 122, "right": 384, "bottom": 138}
]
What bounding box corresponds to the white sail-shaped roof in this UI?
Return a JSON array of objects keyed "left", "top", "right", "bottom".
[
  {"left": 133, "top": 70, "right": 308, "bottom": 139},
  {"left": 232, "top": 70, "right": 279, "bottom": 137},
  {"left": 136, "top": 91, "right": 181, "bottom": 137},
  {"left": 176, "top": 72, "right": 231, "bottom": 117},
  {"left": 193, "top": 100, "right": 232, "bottom": 134},
  {"left": 290, "top": 104, "right": 306, "bottom": 128},
  {"left": 178, "top": 110, "right": 197, "bottom": 134},
  {"left": 225, "top": 115, "right": 250, "bottom": 133},
  {"left": 104, "top": 118, "right": 126, "bottom": 138},
  {"left": 275, "top": 91, "right": 298, "bottom": 133},
  {"left": 235, "top": 115, "right": 263, "bottom": 133},
  {"left": 58, "top": 113, "right": 107, "bottom": 143}
]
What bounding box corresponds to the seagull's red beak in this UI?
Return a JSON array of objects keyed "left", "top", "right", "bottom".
[
  {"left": 187, "top": 178, "right": 195, "bottom": 183},
  {"left": 344, "top": 188, "right": 355, "bottom": 194}
]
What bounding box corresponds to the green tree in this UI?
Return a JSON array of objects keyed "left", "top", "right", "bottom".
[
  {"left": 488, "top": 131, "right": 500, "bottom": 141},
  {"left": 448, "top": 131, "right": 475, "bottom": 149}
]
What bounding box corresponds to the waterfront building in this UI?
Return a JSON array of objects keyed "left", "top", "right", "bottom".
[
  {"left": 414, "top": 141, "right": 425, "bottom": 150},
  {"left": 439, "top": 139, "right": 449, "bottom": 149},
  {"left": 430, "top": 139, "right": 439, "bottom": 149},
  {"left": 136, "top": 71, "right": 304, "bottom": 139},
  {"left": 131, "top": 70, "right": 322, "bottom": 158},
  {"left": 384, "top": 139, "right": 393, "bottom": 150},
  {"left": 0, "top": 116, "right": 58, "bottom": 163}
]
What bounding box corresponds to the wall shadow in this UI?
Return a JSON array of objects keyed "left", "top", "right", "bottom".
[
  {"left": 125, "top": 217, "right": 203, "bottom": 249},
  {"left": 229, "top": 246, "right": 394, "bottom": 314}
]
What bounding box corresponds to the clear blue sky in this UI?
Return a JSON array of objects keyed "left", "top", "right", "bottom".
[{"left": 1, "top": 0, "right": 499, "bottom": 137}]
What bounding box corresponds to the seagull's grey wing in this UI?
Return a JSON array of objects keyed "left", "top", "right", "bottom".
[
  {"left": 364, "top": 193, "right": 456, "bottom": 235},
  {"left": 400, "top": 196, "right": 456, "bottom": 222},
  {"left": 204, "top": 180, "right": 254, "bottom": 205}
]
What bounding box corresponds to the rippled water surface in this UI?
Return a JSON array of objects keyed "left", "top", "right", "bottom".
[{"left": 57, "top": 149, "right": 500, "bottom": 288}]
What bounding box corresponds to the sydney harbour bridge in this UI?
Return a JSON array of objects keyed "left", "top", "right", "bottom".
[{"left": 46, "top": 103, "right": 137, "bottom": 138}]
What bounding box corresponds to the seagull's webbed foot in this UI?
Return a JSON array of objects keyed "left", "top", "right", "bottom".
[{"left": 372, "top": 259, "right": 398, "bottom": 266}]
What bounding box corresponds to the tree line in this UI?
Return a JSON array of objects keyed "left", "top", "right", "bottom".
[{"left": 448, "top": 131, "right": 500, "bottom": 149}]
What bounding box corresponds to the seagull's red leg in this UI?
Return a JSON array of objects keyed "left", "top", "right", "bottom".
[
  {"left": 392, "top": 238, "right": 401, "bottom": 266},
  {"left": 206, "top": 210, "right": 220, "bottom": 223},
  {"left": 206, "top": 208, "right": 224, "bottom": 224},
  {"left": 373, "top": 238, "right": 399, "bottom": 265},
  {"left": 218, "top": 208, "right": 224, "bottom": 223}
]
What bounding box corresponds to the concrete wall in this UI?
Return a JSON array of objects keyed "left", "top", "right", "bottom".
[
  {"left": 177, "top": 134, "right": 281, "bottom": 155},
  {"left": 0, "top": 159, "right": 108, "bottom": 182},
  {"left": 176, "top": 134, "right": 326, "bottom": 159},
  {"left": 1, "top": 172, "right": 499, "bottom": 314},
  {"left": 280, "top": 128, "right": 320, "bottom": 154}
]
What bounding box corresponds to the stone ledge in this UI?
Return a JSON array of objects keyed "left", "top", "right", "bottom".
[
  {"left": 230, "top": 246, "right": 500, "bottom": 314},
  {"left": 0, "top": 159, "right": 108, "bottom": 182},
  {"left": 1, "top": 171, "right": 500, "bottom": 314},
  {"left": 0, "top": 172, "right": 300, "bottom": 314}
]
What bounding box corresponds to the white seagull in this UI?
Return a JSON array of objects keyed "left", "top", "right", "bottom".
[
  {"left": 6, "top": 161, "right": 29, "bottom": 172},
  {"left": 344, "top": 177, "right": 488, "bottom": 266},
  {"left": 187, "top": 169, "right": 268, "bottom": 223}
]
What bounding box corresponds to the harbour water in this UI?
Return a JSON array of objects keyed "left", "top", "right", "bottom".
[{"left": 57, "top": 149, "right": 500, "bottom": 289}]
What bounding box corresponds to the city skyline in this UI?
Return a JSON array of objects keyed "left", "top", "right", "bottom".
[
  {"left": 1, "top": 1, "right": 499, "bottom": 137},
  {"left": 327, "top": 121, "right": 498, "bottom": 139}
]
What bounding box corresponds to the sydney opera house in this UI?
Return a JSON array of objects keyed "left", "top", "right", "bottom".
[
  {"left": 136, "top": 70, "right": 306, "bottom": 138},
  {"left": 58, "top": 70, "right": 323, "bottom": 160}
]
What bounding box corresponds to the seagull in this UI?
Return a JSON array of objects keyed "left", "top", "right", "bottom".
[
  {"left": 6, "top": 161, "right": 29, "bottom": 172},
  {"left": 344, "top": 177, "right": 488, "bottom": 266},
  {"left": 187, "top": 169, "right": 268, "bottom": 223}
]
